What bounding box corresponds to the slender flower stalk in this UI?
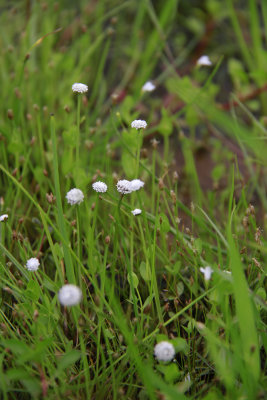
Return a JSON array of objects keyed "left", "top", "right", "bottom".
[
  {"left": 131, "top": 120, "right": 147, "bottom": 178},
  {"left": 72, "top": 83, "right": 88, "bottom": 169}
]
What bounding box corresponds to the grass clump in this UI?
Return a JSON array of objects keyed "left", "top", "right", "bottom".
[{"left": 0, "top": 1, "right": 266, "bottom": 399}]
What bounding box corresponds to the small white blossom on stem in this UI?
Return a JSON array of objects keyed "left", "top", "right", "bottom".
[
  {"left": 200, "top": 266, "right": 213, "bottom": 281},
  {"left": 0, "top": 214, "right": 8, "bottom": 222},
  {"left": 72, "top": 83, "right": 88, "bottom": 93},
  {"left": 92, "top": 181, "right": 108, "bottom": 193},
  {"left": 131, "top": 120, "right": 147, "bottom": 130},
  {"left": 130, "top": 179, "right": 144, "bottom": 191},
  {"left": 154, "top": 341, "right": 175, "bottom": 362},
  {"left": 66, "top": 188, "right": 84, "bottom": 205},
  {"left": 26, "top": 257, "right": 40, "bottom": 271},
  {"left": 131, "top": 208, "right": 142, "bottom": 216},
  {"left": 58, "top": 284, "right": 82, "bottom": 306},
  {"left": 196, "top": 55, "right": 212, "bottom": 67},
  {"left": 116, "top": 180, "right": 133, "bottom": 194},
  {"left": 142, "top": 81, "right": 156, "bottom": 92}
]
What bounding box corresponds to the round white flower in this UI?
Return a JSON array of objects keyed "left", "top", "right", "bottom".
[
  {"left": 92, "top": 181, "right": 108, "bottom": 193},
  {"left": 0, "top": 214, "right": 8, "bottom": 222},
  {"left": 200, "top": 266, "right": 213, "bottom": 281},
  {"left": 72, "top": 83, "right": 88, "bottom": 93},
  {"left": 58, "top": 284, "right": 82, "bottom": 306},
  {"left": 154, "top": 341, "right": 175, "bottom": 362},
  {"left": 142, "top": 81, "right": 156, "bottom": 92},
  {"left": 131, "top": 208, "right": 142, "bottom": 216},
  {"left": 116, "top": 180, "right": 133, "bottom": 194},
  {"left": 131, "top": 120, "right": 147, "bottom": 130},
  {"left": 196, "top": 55, "right": 212, "bottom": 67},
  {"left": 66, "top": 188, "right": 84, "bottom": 205},
  {"left": 26, "top": 257, "right": 40, "bottom": 271},
  {"left": 130, "top": 179, "right": 144, "bottom": 191}
]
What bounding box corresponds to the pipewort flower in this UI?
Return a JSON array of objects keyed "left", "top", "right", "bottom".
[
  {"left": 200, "top": 266, "right": 214, "bottom": 281},
  {"left": 154, "top": 341, "right": 176, "bottom": 362},
  {"left": 72, "top": 83, "right": 88, "bottom": 93},
  {"left": 92, "top": 181, "right": 108, "bottom": 193},
  {"left": 66, "top": 188, "right": 84, "bottom": 205},
  {"left": 116, "top": 180, "right": 133, "bottom": 194},
  {"left": 25, "top": 258, "right": 40, "bottom": 271},
  {"left": 131, "top": 120, "right": 147, "bottom": 130},
  {"left": 131, "top": 208, "right": 142, "bottom": 216},
  {"left": 142, "top": 81, "right": 156, "bottom": 92},
  {"left": 196, "top": 55, "right": 212, "bottom": 67},
  {"left": 58, "top": 284, "right": 82, "bottom": 306},
  {"left": 0, "top": 214, "right": 8, "bottom": 222}
]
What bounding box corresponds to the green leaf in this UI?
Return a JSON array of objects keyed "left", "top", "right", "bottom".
[
  {"left": 172, "top": 338, "right": 188, "bottom": 354},
  {"left": 156, "top": 363, "right": 180, "bottom": 383},
  {"left": 57, "top": 350, "right": 81, "bottom": 371},
  {"left": 25, "top": 279, "right": 41, "bottom": 302},
  {"left": 157, "top": 213, "right": 170, "bottom": 233},
  {"left": 127, "top": 272, "right": 139, "bottom": 289},
  {"left": 139, "top": 261, "right": 151, "bottom": 281}
]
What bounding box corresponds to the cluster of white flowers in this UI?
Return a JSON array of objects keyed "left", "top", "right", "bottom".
[
  {"left": 131, "top": 120, "right": 147, "bottom": 130},
  {"left": 131, "top": 208, "right": 142, "bottom": 216},
  {"left": 25, "top": 257, "right": 40, "bottom": 271},
  {"left": 142, "top": 81, "right": 156, "bottom": 92},
  {"left": 58, "top": 284, "right": 82, "bottom": 306},
  {"left": 154, "top": 341, "right": 176, "bottom": 362},
  {"left": 66, "top": 188, "right": 84, "bottom": 205},
  {"left": 200, "top": 266, "right": 213, "bottom": 281},
  {"left": 72, "top": 83, "right": 88, "bottom": 93},
  {"left": 196, "top": 55, "right": 212, "bottom": 67},
  {"left": 116, "top": 179, "right": 145, "bottom": 194},
  {"left": 92, "top": 181, "right": 108, "bottom": 193},
  {"left": 0, "top": 214, "right": 8, "bottom": 222}
]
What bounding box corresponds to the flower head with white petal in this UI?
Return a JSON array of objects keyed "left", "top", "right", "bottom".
[
  {"left": 131, "top": 120, "right": 147, "bottom": 130},
  {"left": 92, "top": 181, "right": 107, "bottom": 193},
  {"left": 196, "top": 55, "right": 212, "bottom": 67},
  {"left": 131, "top": 208, "right": 142, "bottom": 216},
  {"left": 58, "top": 284, "right": 82, "bottom": 306},
  {"left": 200, "top": 266, "right": 213, "bottom": 281},
  {"left": 26, "top": 257, "right": 40, "bottom": 271},
  {"left": 130, "top": 179, "right": 144, "bottom": 191},
  {"left": 116, "top": 180, "right": 133, "bottom": 194},
  {"left": 142, "top": 81, "right": 156, "bottom": 92},
  {"left": 0, "top": 214, "right": 8, "bottom": 222},
  {"left": 72, "top": 83, "right": 88, "bottom": 93},
  {"left": 154, "top": 341, "right": 175, "bottom": 362},
  {"left": 66, "top": 188, "right": 84, "bottom": 205}
]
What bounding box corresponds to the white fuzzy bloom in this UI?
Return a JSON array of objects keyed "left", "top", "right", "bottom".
[
  {"left": 131, "top": 208, "right": 142, "bottom": 216},
  {"left": 92, "top": 181, "right": 107, "bottom": 193},
  {"left": 197, "top": 55, "right": 212, "bottom": 67},
  {"left": 154, "top": 341, "right": 175, "bottom": 362},
  {"left": 0, "top": 214, "right": 8, "bottom": 222},
  {"left": 142, "top": 81, "right": 156, "bottom": 92},
  {"left": 116, "top": 180, "right": 133, "bottom": 194},
  {"left": 72, "top": 83, "right": 88, "bottom": 93},
  {"left": 26, "top": 257, "right": 40, "bottom": 271},
  {"left": 200, "top": 266, "right": 214, "bottom": 281},
  {"left": 130, "top": 179, "right": 145, "bottom": 191},
  {"left": 66, "top": 188, "right": 84, "bottom": 205},
  {"left": 131, "top": 120, "right": 147, "bottom": 130},
  {"left": 58, "top": 284, "right": 82, "bottom": 306}
]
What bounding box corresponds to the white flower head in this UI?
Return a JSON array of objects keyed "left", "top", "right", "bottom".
[
  {"left": 66, "top": 188, "right": 84, "bottom": 205},
  {"left": 197, "top": 55, "right": 212, "bottom": 67},
  {"left": 142, "top": 81, "right": 156, "bottom": 92},
  {"left": 58, "top": 284, "right": 82, "bottom": 306},
  {"left": 92, "top": 181, "right": 107, "bottom": 193},
  {"left": 200, "top": 266, "right": 214, "bottom": 281},
  {"left": 131, "top": 208, "right": 142, "bottom": 216},
  {"left": 0, "top": 214, "right": 8, "bottom": 222},
  {"left": 130, "top": 179, "right": 145, "bottom": 191},
  {"left": 131, "top": 120, "right": 147, "bottom": 130},
  {"left": 26, "top": 257, "right": 40, "bottom": 271},
  {"left": 154, "top": 341, "right": 175, "bottom": 362},
  {"left": 116, "top": 180, "right": 133, "bottom": 194},
  {"left": 72, "top": 83, "right": 88, "bottom": 93}
]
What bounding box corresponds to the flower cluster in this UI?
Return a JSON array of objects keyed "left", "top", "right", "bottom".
[
  {"left": 92, "top": 181, "right": 108, "bottom": 193},
  {"left": 0, "top": 214, "right": 8, "bottom": 222},
  {"left": 131, "top": 208, "right": 142, "bottom": 216},
  {"left": 200, "top": 266, "right": 213, "bottom": 281},
  {"left": 58, "top": 284, "right": 82, "bottom": 306},
  {"left": 66, "top": 188, "right": 84, "bottom": 205},
  {"left": 25, "top": 257, "right": 40, "bottom": 271},
  {"left": 142, "top": 81, "right": 156, "bottom": 92},
  {"left": 154, "top": 341, "right": 176, "bottom": 362},
  {"left": 197, "top": 55, "right": 212, "bottom": 67},
  {"left": 72, "top": 83, "right": 88, "bottom": 93},
  {"left": 131, "top": 120, "right": 147, "bottom": 130},
  {"left": 116, "top": 179, "right": 145, "bottom": 194}
]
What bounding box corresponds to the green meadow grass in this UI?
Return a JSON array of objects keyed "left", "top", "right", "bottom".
[{"left": 0, "top": 1, "right": 266, "bottom": 399}]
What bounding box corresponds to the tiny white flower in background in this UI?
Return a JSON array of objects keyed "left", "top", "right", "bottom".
[
  {"left": 131, "top": 120, "right": 147, "bottom": 130},
  {"left": 66, "top": 188, "right": 84, "bottom": 205},
  {"left": 154, "top": 341, "right": 175, "bottom": 362},
  {"left": 58, "top": 284, "right": 82, "bottom": 306},
  {"left": 72, "top": 83, "right": 88, "bottom": 93},
  {"left": 0, "top": 214, "right": 8, "bottom": 222},
  {"left": 131, "top": 208, "right": 142, "bottom": 216},
  {"left": 196, "top": 55, "right": 212, "bottom": 66},
  {"left": 200, "top": 266, "right": 214, "bottom": 281},
  {"left": 116, "top": 180, "right": 133, "bottom": 194},
  {"left": 130, "top": 179, "right": 145, "bottom": 191},
  {"left": 92, "top": 181, "right": 108, "bottom": 193},
  {"left": 26, "top": 257, "right": 40, "bottom": 271},
  {"left": 142, "top": 81, "right": 156, "bottom": 92}
]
